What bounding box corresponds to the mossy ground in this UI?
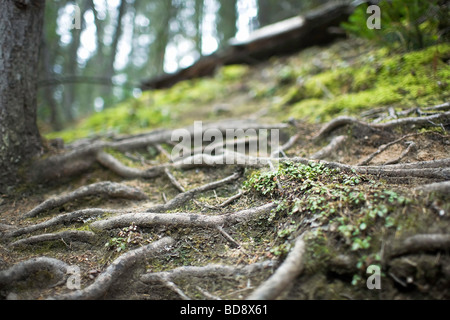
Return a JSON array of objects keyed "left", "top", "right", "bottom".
[
  {"left": 1, "top": 37, "right": 449, "bottom": 300},
  {"left": 43, "top": 38, "right": 449, "bottom": 144}
]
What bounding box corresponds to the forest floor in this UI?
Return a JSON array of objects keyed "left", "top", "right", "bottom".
[{"left": 0, "top": 37, "right": 449, "bottom": 300}]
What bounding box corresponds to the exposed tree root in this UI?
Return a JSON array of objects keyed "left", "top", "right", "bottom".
[
  {"left": 8, "top": 230, "right": 96, "bottom": 248},
  {"left": 213, "top": 191, "right": 244, "bottom": 208},
  {"left": 91, "top": 202, "right": 276, "bottom": 231},
  {"left": 246, "top": 232, "right": 308, "bottom": 300},
  {"left": 383, "top": 141, "right": 416, "bottom": 165},
  {"left": 31, "top": 120, "right": 287, "bottom": 182},
  {"left": 313, "top": 109, "right": 450, "bottom": 141},
  {"left": 377, "top": 110, "right": 450, "bottom": 130},
  {"left": 272, "top": 133, "right": 301, "bottom": 157},
  {"left": 196, "top": 286, "right": 222, "bottom": 300},
  {"left": 1, "top": 208, "right": 120, "bottom": 239},
  {"left": 141, "top": 261, "right": 276, "bottom": 299},
  {"left": 358, "top": 132, "right": 422, "bottom": 166},
  {"left": 415, "top": 181, "right": 450, "bottom": 194},
  {"left": 313, "top": 116, "right": 367, "bottom": 141},
  {"left": 157, "top": 151, "right": 450, "bottom": 181},
  {"left": 31, "top": 142, "right": 104, "bottom": 182},
  {"left": 96, "top": 151, "right": 164, "bottom": 179},
  {"left": 2, "top": 112, "right": 449, "bottom": 300},
  {"left": 389, "top": 234, "right": 450, "bottom": 259},
  {"left": 159, "top": 278, "right": 192, "bottom": 300},
  {"left": 141, "top": 261, "right": 275, "bottom": 284},
  {"left": 310, "top": 135, "right": 347, "bottom": 160},
  {"left": 110, "top": 120, "right": 288, "bottom": 152},
  {"left": 0, "top": 257, "right": 70, "bottom": 289},
  {"left": 164, "top": 168, "right": 186, "bottom": 192},
  {"left": 49, "top": 237, "right": 175, "bottom": 300},
  {"left": 22, "top": 181, "right": 148, "bottom": 219},
  {"left": 286, "top": 156, "right": 450, "bottom": 180},
  {"left": 147, "top": 171, "right": 242, "bottom": 213},
  {"left": 424, "top": 101, "right": 450, "bottom": 112},
  {"left": 172, "top": 136, "right": 260, "bottom": 163}
]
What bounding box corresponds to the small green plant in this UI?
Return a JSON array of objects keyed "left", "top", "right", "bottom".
[
  {"left": 244, "top": 160, "right": 411, "bottom": 261},
  {"left": 104, "top": 223, "right": 147, "bottom": 252},
  {"left": 342, "top": 0, "right": 443, "bottom": 50},
  {"left": 105, "top": 237, "right": 127, "bottom": 252}
]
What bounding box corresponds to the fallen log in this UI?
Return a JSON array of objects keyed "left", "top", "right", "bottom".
[{"left": 140, "top": 2, "right": 353, "bottom": 90}]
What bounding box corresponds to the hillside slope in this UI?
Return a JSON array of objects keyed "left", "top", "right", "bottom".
[{"left": 1, "top": 37, "right": 449, "bottom": 300}]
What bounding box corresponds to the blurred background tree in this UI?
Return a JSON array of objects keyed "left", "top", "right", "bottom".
[
  {"left": 37, "top": 0, "right": 335, "bottom": 131},
  {"left": 342, "top": 0, "right": 449, "bottom": 51},
  {"left": 39, "top": 0, "right": 446, "bottom": 132}
]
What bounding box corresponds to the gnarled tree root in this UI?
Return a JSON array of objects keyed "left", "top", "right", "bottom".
[
  {"left": 287, "top": 156, "right": 450, "bottom": 180},
  {"left": 91, "top": 202, "right": 276, "bottom": 231},
  {"left": 415, "top": 181, "right": 450, "bottom": 194},
  {"left": 389, "top": 234, "right": 450, "bottom": 259},
  {"left": 48, "top": 236, "right": 175, "bottom": 300},
  {"left": 2, "top": 208, "right": 120, "bottom": 239},
  {"left": 246, "top": 232, "right": 308, "bottom": 300},
  {"left": 148, "top": 171, "right": 242, "bottom": 213},
  {"left": 8, "top": 230, "right": 96, "bottom": 248},
  {"left": 0, "top": 257, "right": 70, "bottom": 289},
  {"left": 310, "top": 135, "right": 347, "bottom": 160},
  {"left": 142, "top": 261, "right": 275, "bottom": 282},
  {"left": 22, "top": 181, "right": 148, "bottom": 219},
  {"left": 31, "top": 120, "right": 287, "bottom": 182},
  {"left": 141, "top": 261, "right": 276, "bottom": 299},
  {"left": 313, "top": 110, "right": 450, "bottom": 141},
  {"left": 96, "top": 151, "right": 165, "bottom": 179}
]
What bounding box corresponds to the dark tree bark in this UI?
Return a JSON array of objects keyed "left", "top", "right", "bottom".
[
  {"left": 194, "top": 0, "right": 204, "bottom": 56},
  {"left": 0, "top": 0, "right": 46, "bottom": 192},
  {"left": 101, "top": 0, "right": 127, "bottom": 105},
  {"left": 217, "top": 0, "right": 237, "bottom": 47},
  {"left": 63, "top": 0, "right": 90, "bottom": 121},
  {"left": 40, "top": 30, "right": 62, "bottom": 131}
]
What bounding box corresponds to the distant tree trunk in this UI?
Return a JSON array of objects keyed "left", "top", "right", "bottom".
[
  {"left": 194, "top": 0, "right": 204, "bottom": 56},
  {"left": 257, "top": 0, "right": 312, "bottom": 27},
  {"left": 64, "top": 0, "right": 89, "bottom": 121},
  {"left": 40, "top": 31, "right": 62, "bottom": 131},
  {"left": 148, "top": 0, "right": 174, "bottom": 76},
  {"left": 88, "top": 0, "right": 105, "bottom": 68},
  {"left": 217, "top": 0, "right": 237, "bottom": 47},
  {"left": 102, "top": 0, "right": 127, "bottom": 106},
  {"left": 0, "top": 0, "right": 45, "bottom": 191}
]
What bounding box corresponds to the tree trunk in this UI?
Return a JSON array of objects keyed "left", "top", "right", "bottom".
[
  {"left": 194, "top": 0, "right": 204, "bottom": 56},
  {"left": 147, "top": 0, "right": 174, "bottom": 77},
  {"left": 0, "top": 0, "right": 45, "bottom": 191},
  {"left": 63, "top": 0, "right": 89, "bottom": 121},
  {"left": 40, "top": 31, "right": 62, "bottom": 131},
  {"left": 217, "top": 0, "right": 237, "bottom": 47},
  {"left": 101, "top": 0, "right": 127, "bottom": 106}
]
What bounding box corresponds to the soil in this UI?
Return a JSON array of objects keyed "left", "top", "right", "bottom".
[{"left": 0, "top": 39, "right": 449, "bottom": 301}]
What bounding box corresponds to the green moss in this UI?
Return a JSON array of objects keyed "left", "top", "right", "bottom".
[
  {"left": 243, "top": 161, "right": 413, "bottom": 260},
  {"left": 284, "top": 43, "right": 450, "bottom": 122},
  {"left": 44, "top": 41, "right": 449, "bottom": 145},
  {"left": 44, "top": 64, "right": 253, "bottom": 144},
  {"left": 218, "top": 64, "right": 249, "bottom": 81}
]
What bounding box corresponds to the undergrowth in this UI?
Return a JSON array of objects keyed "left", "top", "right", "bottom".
[{"left": 243, "top": 161, "right": 413, "bottom": 283}]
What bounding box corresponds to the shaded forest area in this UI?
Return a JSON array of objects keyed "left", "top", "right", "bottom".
[
  {"left": 1, "top": 0, "right": 450, "bottom": 303},
  {"left": 37, "top": 0, "right": 330, "bottom": 132}
]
